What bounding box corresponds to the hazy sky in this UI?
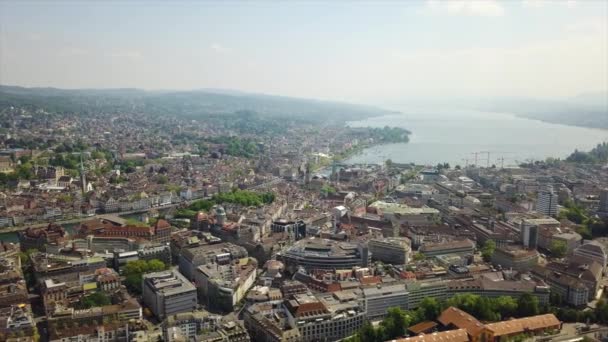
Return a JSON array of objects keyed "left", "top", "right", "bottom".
[{"left": 0, "top": 0, "right": 606, "bottom": 103}]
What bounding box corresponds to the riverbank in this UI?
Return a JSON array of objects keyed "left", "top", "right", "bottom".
[{"left": 311, "top": 127, "right": 411, "bottom": 171}]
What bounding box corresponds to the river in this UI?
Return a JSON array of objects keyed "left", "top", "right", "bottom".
[{"left": 345, "top": 110, "right": 608, "bottom": 167}]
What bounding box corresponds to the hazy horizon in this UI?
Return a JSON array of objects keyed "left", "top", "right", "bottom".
[{"left": 1, "top": 0, "right": 607, "bottom": 105}]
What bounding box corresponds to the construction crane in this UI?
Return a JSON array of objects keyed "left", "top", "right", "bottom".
[
  {"left": 471, "top": 152, "right": 480, "bottom": 167},
  {"left": 496, "top": 157, "right": 506, "bottom": 169},
  {"left": 472, "top": 151, "right": 514, "bottom": 168}
]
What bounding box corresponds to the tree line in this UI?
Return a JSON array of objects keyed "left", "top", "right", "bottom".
[
  {"left": 175, "top": 189, "right": 275, "bottom": 218},
  {"left": 346, "top": 293, "right": 541, "bottom": 342}
]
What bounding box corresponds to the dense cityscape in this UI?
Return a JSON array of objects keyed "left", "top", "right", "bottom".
[
  {"left": 0, "top": 87, "right": 607, "bottom": 342},
  {"left": 2, "top": 1, "right": 608, "bottom": 341}
]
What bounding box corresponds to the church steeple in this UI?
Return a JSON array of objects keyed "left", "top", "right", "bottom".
[{"left": 79, "top": 153, "right": 87, "bottom": 195}]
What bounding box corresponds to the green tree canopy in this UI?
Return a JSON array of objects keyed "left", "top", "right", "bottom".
[
  {"left": 481, "top": 240, "right": 496, "bottom": 262},
  {"left": 549, "top": 239, "right": 567, "bottom": 258},
  {"left": 123, "top": 259, "right": 167, "bottom": 294}
]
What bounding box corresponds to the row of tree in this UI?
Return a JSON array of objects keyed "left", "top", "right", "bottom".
[
  {"left": 203, "top": 136, "right": 262, "bottom": 158},
  {"left": 346, "top": 293, "right": 541, "bottom": 342},
  {"left": 558, "top": 200, "right": 608, "bottom": 239},
  {"left": 186, "top": 190, "right": 276, "bottom": 215},
  {"left": 348, "top": 289, "right": 608, "bottom": 342},
  {"left": 123, "top": 259, "right": 167, "bottom": 294}
]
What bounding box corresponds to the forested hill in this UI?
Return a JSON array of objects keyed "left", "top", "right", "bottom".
[
  {"left": 567, "top": 142, "right": 608, "bottom": 163},
  {"left": 0, "top": 85, "right": 393, "bottom": 123}
]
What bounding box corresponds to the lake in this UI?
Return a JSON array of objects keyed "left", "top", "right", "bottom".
[{"left": 345, "top": 110, "right": 608, "bottom": 167}]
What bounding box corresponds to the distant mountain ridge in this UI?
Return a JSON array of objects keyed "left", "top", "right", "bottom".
[
  {"left": 470, "top": 93, "right": 608, "bottom": 129},
  {"left": 0, "top": 85, "right": 393, "bottom": 123}
]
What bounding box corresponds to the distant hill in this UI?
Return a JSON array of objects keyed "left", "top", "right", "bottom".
[
  {"left": 0, "top": 85, "right": 393, "bottom": 123},
  {"left": 471, "top": 93, "right": 608, "bottom": 129}
]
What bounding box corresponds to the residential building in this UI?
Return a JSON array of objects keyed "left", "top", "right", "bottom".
[
  {"left": 162, "top": 310, "right": 222, "bottom": 342},
  {"left": 0, "top": 156, "right": 14, "bottom": 173},
  {"left": 18, "top": 223, "right": 68, "bottom": 251},
  {"left": 244, "top": 302, "right": 302, "bottom": 342},
  {"left": 0, "top": 305, "right": 35, "bottom": 341},
  {"left": 0, "top": 280, "right": 28, "bottom": 309},
  {"left": 142, "top": 270, "right": 198, "bottom": 320},
  {"left": 536, "top": 185, "right": 558, "bottom": 217}
]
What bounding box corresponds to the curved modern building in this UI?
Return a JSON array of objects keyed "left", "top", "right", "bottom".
[{"left": 277, "top": 238, "right": 370, "bottom": 272}]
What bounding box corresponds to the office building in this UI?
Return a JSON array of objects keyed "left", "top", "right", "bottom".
[
  {"left": 446, "top": 276, "right": 550, "bottom": 305},
  {"left": 277, "top": 238, "right": 370, "bottom": 273},
  {"left": 536, "top": 185, "right": 558, "bottom": 217},
  {"left": 551, "top": 232, "right": 582, "bottom": 255},
  {"left": 142, "top": 270, "right": 197, "bottom": 320},
  {"left": 194, "top": 258, "right": 258, "bottom": 312},
  {"left": 532, "top": 265, "right": 591, "bottom": 306},
  {"left": 178, "top": 242, "right": 248, "bottom": 280},
  {"left": 406, "top": 280, "right": 448, "bottom": 309},
  {"left": 599, "top": 188, "right": 608, "bottom": 214},
  {"left": 491, "top": 246, "right": 539, "bottom": 272},
  {"left": 573, "top": 241, "right": 608, "bottom": 271},
  {"left": 363, "top": 283, "right": 409, "bottom": 320},
  {"left": 419, "top": 239, "right": 475, "bottom": 258},
  {"left": 368, "top": 237, "right": 411, "bottom": 265},
  {"left": 247, "top": 289, "right": 366, "bottom": 342},
  {"left": 32, "top": 253, "right": 106, "bottom": 286},
  {"left": 521, "top": 223, "right": 539, "bottom": 249}
]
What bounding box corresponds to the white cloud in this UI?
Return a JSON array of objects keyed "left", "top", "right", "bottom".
[
  {"left": 566, "top": 0, "right": 577, "bottom": 8},
  {"left": 522, "top": 0, "right": 546, "bottom": 8},
  {"left": 107, "top": 51, "right": 142, "bottom": 60},
  {"left": 566, "top": 17, "right": 606, "bottom": 34},
  {"left": 522, "top": 0, "right": 577, "bottom": 9},
  {"left": 426, "top": 0, "right": 505, "bottom": 17},
  {"left": 210, "top": 43, "right": 231, "bottom": 53},
  {"left": 58, "top": 47, "right": 89, "bottom": 57},
  {"left": 26, "top": 33, "right": 42, "bottom": 41}
]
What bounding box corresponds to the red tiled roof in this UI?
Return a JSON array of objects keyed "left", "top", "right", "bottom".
[
  {"left": 438, "top": 306, "right": 485, "bottom": 337},
  {"left": 389, "top": 328, "right": 469, "bottom": 342}
]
